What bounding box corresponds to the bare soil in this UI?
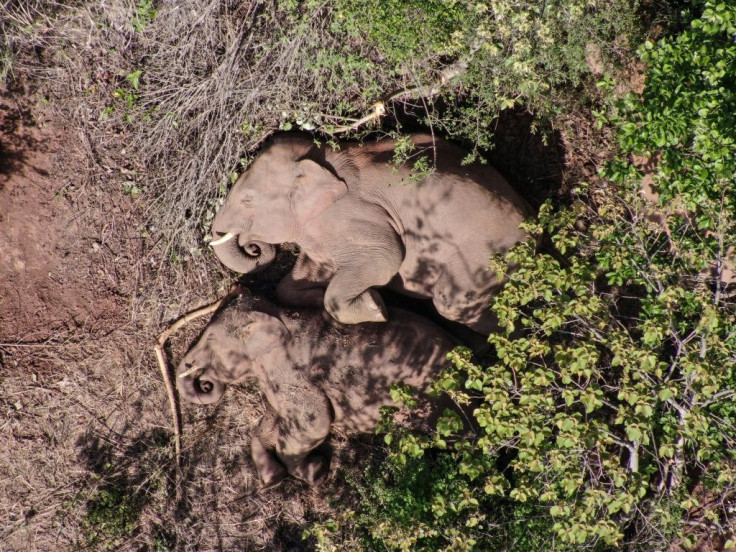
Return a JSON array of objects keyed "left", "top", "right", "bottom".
[{"left": 0, "top": 98, "right": 132, "bottom": 347}]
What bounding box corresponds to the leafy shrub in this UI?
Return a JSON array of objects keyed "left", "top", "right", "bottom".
[
  {"left": 614, "top": 0, "right": 736, "bottom": 216},
  {"left": 310, "top": 2, "right": 736, "bottom": 550},
  {"left": 307, "top": 450, "right": 557, "bottom": 552},
  {"left": 327, "top": 0, "right": 640, "bottom": 152}
]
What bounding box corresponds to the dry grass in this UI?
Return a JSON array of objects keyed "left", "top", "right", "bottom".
[
  {"left": 0, "top": 326, "right": 369, "bottom": 550},
  {"left": 3, "top": 0, "right": 455, "bottom": 251}
]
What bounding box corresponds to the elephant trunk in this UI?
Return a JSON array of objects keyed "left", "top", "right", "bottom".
[
  {"left": 176, "top": 367, "right": 226, "bottom": 405},
  {"left": 210, "top": 232, "right": 276, "bottom": 274}
]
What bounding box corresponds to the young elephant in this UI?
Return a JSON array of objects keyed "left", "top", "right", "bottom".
[
  {"left": 177, "top": 290, "right": 459, "bottom": 487},
  {"left": 210, "top": 133, "right": 533, "bottom": 334}
]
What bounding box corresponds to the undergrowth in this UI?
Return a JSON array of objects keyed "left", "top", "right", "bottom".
[{"left": 2, "top": 0, "right": 639, "bottom": 250}]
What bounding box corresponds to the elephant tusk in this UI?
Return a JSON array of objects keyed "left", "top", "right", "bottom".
[
  {"left": 209, "top": 232, "right": 236, "bottom": 246},
  {"left": 178, "top": 365, "right": 204, "bottom": 379}
]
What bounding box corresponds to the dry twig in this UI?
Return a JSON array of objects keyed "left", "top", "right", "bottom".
[
  {"left": 0, "top": 341, "right": 64, "bottom": 348},
  {"left": 327, "top": 51, "right": 475, "bottom": 135},
  {"left": 153, "top": 285, "right": 244, "bottom": 476}
]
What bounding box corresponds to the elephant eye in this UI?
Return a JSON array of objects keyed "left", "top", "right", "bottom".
[
  {"left": 240, "top": 190, "right": 258, "bottom": 207},
  {"left": 243, "top": 243, "right": 261, "bottom": 257}
]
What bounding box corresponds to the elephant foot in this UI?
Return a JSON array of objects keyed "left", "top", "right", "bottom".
[
  {"left": 251, "top": 438, "right": 288, "bottom": 489},
  {"left": 326, "top": 288, "right": 388, "bottom": 324},
  {"left": 292, "top": 453, "right": 329, "bottom": 485},
  {"left": 258, "top": 460, "right": 287, "bottom": 490}
]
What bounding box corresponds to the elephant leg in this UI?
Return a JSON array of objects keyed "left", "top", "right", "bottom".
[
  {"left": 257, "top": 379, "right": 333, "bottom": 484},
  {"left": 325, "top": 283, "right": 388, "bottom": 324},
  {"left": 273, "top": 398, "right": 332, "bottom": 481},
  {"left": 250, "top": 434, "right": 287, "bottom": 489},
  {"left": 432, "top": 273, "right": 503, "bottom": 336},
  {"left": 250, "top": 414, "right": 329, "bottom": 489},
  {"left": 290, "top": 450, "right": 329, "bottom": 485},
  {"left": 275, "top": 273, "right": 326, "bottom": 307},
  {"left": 275, "top": 253, "right": 332, "bottom": 307},
  {"left": 323, "top": 255, "right": 402, "bottom": 324}
]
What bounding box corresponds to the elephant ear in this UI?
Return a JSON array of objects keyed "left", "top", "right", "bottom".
[
  {"left": 238, "top": 311, "right": 290, "bottom": 358},
  {"left": 293, "top": 159, "right": 348, "bottom": 225}
]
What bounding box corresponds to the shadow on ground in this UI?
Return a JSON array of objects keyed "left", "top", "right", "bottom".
[{"left": 0, "top": 96, "right": 41, "bottom": 187}]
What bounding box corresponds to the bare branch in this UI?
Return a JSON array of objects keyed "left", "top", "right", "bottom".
[{"left": 326, "top": 48, "right": 478, "bottom": 135}]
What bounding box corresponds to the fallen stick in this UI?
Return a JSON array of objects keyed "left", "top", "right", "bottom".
[
  {"left": 0, "top": 341, "right": 66, "bottom": 348},
  {"left": 153, "top": 285, "right": 244, "bottom": 475}
]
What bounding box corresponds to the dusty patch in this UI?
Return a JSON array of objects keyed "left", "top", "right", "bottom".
[{"left": 0, "top": 97, "right": 131, "bottom": 349}]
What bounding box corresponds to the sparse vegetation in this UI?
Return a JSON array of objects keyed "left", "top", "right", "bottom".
[
  {"left": 1, "top": 0, "right": 734, "bottom": 550},
  {"left": 83, "top": 483, "right": 144, "bottom": 548}
]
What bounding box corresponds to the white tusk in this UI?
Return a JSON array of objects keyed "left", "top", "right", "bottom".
[
  {"left": 209, "top": 232, "right": 236, "bottom": 246},
  {"left": 178, "top": 365, "right": 204, "bottom": 379}
]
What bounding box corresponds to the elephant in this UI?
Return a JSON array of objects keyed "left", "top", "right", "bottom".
[
  {"left": 210, "top": 133, "right": 533, "bottom": 334},
  {"left": 176, "top": 289, "right": 460, "bottom": 487}
]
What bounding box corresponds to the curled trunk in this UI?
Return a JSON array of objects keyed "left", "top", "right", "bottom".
[
  {"left": 212, "top": 235, "right": 276, "bottom": 274},
  {"left": 177, "top": 368, "right": 226, "bottom": 405}
]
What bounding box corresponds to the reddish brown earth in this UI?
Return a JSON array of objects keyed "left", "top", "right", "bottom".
[
  {"left": 0, "top": 93, "right": 333, "bottom": 551},
  {"left": 0, "top": 97, "right": 139, "bottom": 361}
]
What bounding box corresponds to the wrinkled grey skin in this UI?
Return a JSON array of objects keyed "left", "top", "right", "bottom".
[
  {"left": 176, "top": 290, "right": 457, "bottom": 487},
  {"left": 211, "top": 133, "right": 533, "bottom": 334}
]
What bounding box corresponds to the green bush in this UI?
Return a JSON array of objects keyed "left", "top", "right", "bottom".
[
  {"left": 615, "top": 0, "right": 735, "bottom": 216},
  {"left": 324, "top": 0, "right": 640, "bottom": 151},
  {"left": 307, "top": 452, "right": 557, "bottom": 552},
  {"left": 310, "top": 2, "right": 736, "bottom": 550}
]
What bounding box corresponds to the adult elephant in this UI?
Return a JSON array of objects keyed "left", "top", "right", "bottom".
[{"left": 210, "top": 133, "right": 532, "bottom": 334}]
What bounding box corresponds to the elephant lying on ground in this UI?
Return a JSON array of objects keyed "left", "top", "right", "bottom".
[
  {"left": 210, "top": 133, "right": 533, "bottom": 334},
  {"left": 176, "top": 289, "right": 459, "bottom": 487}
]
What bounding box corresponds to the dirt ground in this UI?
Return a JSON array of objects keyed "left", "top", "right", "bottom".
[{"left": 0, "top": 98, "right": 133, "bottom": 345}]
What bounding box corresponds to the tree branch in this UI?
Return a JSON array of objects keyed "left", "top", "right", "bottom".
[
  {"left": 153, "top": 285, "right": 244, "bottom": 484},
  {"left": 325, "top": 49, "right": 477, "bottom": 135}
]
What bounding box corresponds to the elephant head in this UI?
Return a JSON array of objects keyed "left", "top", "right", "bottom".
[
  {"left": 176, "top": 295, "right": 291, "bottom": 404},
  {"left": 210, "top": 136, "right": 347, "bottom": 274}
]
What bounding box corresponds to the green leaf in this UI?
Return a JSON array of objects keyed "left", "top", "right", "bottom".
[
  {"left": 126, "top": 70, "right": 143, "bottom": 90},
  {"left": 625, "top": 426, "right": 642, "bottom": 442}
]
